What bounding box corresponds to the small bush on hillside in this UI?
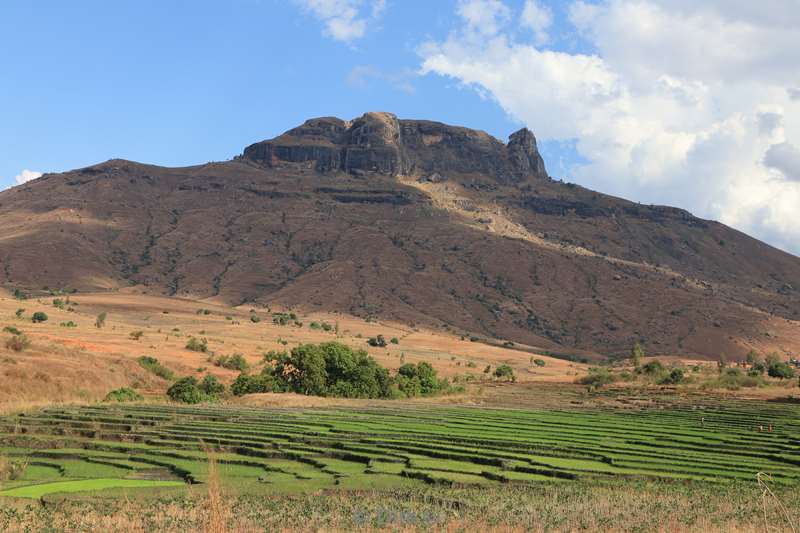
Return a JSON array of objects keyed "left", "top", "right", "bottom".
[
  {"left": 713, "top": 368, "right": 763, "bottom": 390},
  {"left": 533, "top": 359, "right": 546, "bottom": 367},
  {"left": 749, "top": 361, "right": 767, "bottom": 376},
  {"left": 5, "top": 334, "right": 31, "bottom": 352},
  {"left": 272, "top": 312, "right": 297, "bottom": 326},
  {"left": 396, "top": 362, "right": 450, "bottom": 397},
  {"left": 250, "top": 314, "right": 261, "bottom": 323},
  {"left": 138, "top": 356, "right": 176, "bottom": 380},
  {"left": 638, "top": 361, "right": 665, "bottom": 375},
  {"left": 390, "top": 337, "right": 399, "bottom": 344},
  {"left": 494, "top": 364, "right": 516, "bottom": 382},
  {"left": 322, "top": 323, "right": 333, "bottom": 332},
  {"left": 231, "top": 372, "right": 278, "bottom": 396},
  {"left": 52, "top": 299, "right": 66, "bottom": 310},
  {"left": 167, "top": 377, "right": 204, "bottom": 404},
  {"left": 658, "top": 368, "right": 685, "bottom": 385},
  {"left": 309, "top": 322, "right": 322, "bottom": 330},
  {"left": 185, "top": 337, "right": 209, "bottom": 353},
  {"left": 95, "top": 312, "right": 107, "bottom": 329},
  {"left": 199, "top": 375, "right": 225, "bottom": 396},
  {"left": 60, "top": 321, "right": 77, "bottom": 328},
  {"left": 104, "top": 387, "right": 143, "bottom": 402},
  {"left": 196, "top": 308, "right": 212, "bottom": 315},
  {"left": 129, "top": 330, "right": 144, "bottom": 341},
  {"left": 213, "top": 353, "right": 249, "bottom": 371},
  {"left": 13, "top": 289, "right": 27, "bottom": 300},
  {"left": 14, "top": 309, "right": 25, "bottom": 319},
  {"left": 577, "top": 368, "right": 615, "bottom": 388},
  {"left": 768, "top": 361, "right": 796, "bottom": 379},
  {"left": 3, "top": 326, "right": 21, "bottom": 335},
  {"left": 31, "top": 312, "right": 48, "bottom": 323},
  {"left": 367, "top": 335, "right": 387, "bottom": 348}
]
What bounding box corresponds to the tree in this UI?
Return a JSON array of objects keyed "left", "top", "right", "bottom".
[
  {"left": 5, "top": 334, "right": 31, "bottom": 352},
  {"left": 185, "top": 337, "right": 209, "bottom": 353},
  {"left": 95, "top": 312, "right": 107, "bottom": 329},
  {"left": 367, "top": 335, "right": 387, "bottom": 348},
  {"left": 167, "top": 377, "right": 206, "bottom": 404},
  {"left": 494, "top": 364, "right": 515, "bottom": 382},
  {"left": 199, "top": 375, "right": 225, "bottom": 396},
  {"left": 768, "top": 361, "right": 796, "bottom": 379},
  {"left": 745, "top": 350, "right": 759, "bottom": 366},
  {"left": 31, "top": 312, "right": 48, "bottom": 323},
  {"left": 631, "top": 342, "right": 645, "bottom": 368}
]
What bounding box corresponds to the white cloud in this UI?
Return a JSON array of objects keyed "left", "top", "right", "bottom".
[
  {"left": 295, "top": 0, "right": 386, "bottom": 43},
  {"left": 15, "top": 169, "right": 42, "bottom": 186},
  {"left": 765, "top": 142, "right": 800, "bottom": 181},
  {"left": 456, "top": 0, "right": 510, "bottom": 37},
  {"left": 420, "top": 0, "right": 800, "bottom": 255},
  {"left": 521, "top": 0, "right": 553, "bottom": 45}
]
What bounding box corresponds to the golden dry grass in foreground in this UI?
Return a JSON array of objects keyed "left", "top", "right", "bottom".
[{"left": 1, "top": 479, "right": 797, "bottom": 532}]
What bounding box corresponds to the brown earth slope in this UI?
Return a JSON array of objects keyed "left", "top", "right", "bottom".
[{"left": 1, "top": 111, "right": 798, "bottom": 359}]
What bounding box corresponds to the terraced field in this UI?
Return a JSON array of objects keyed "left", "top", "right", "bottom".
[{"left": 1, "top": 402, "right": 799, "bottom": 499}]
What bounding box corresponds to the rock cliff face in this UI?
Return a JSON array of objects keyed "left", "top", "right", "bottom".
[
  {"left": 1, "top": 112, "right": 800, "bottom": 360},
  {"left": 242, "top": 112, "right": 548, "bottom": 184}
]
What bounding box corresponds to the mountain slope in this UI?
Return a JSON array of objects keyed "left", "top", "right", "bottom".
[{"left": 1, "top": 112, "right": 798, "bottom": 359}]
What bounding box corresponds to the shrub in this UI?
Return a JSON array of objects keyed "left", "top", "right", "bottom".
[
  {"left": 494, "top": 364, "right": 515, "bottom": 381},
  {"left": 367, "top": 335, "right": 387, "bottom": 348},
  {"left": 129, "top": 330, "right": 144, "bottom": 340},
  {"left": 639, "top": 360, "right": 665, "bottom": 375},
  {"left": 31, "top": 312, "right": 48, "bottom": 323},
  {"left": 533, "top": 359, "right": 546, "bottom": 367},
  {"left": 5, "top": 334, "right": 31, "bottom": 352},
  {"left": 321, "top": 323, "right": 333, "bottom": 332},
  {"left": 15, "top": 309, "right": 24, "bottom": 319},
  {"left": 60, "top": 321, "right": 77, "bottom": 328},
  {"left": 390, "top": 337, "right": 399, "bottom": 344},
  {"left": 214, "top": 353, "right": 249, "bottom": 371},
  {"left": 768, "top": 361, "right": 796, "bottom": 379},
  {"left": 52, "top": 298, "right": 66, "bottom": 310},
  {"left": 309, "top": 322, "right": 322, "bottom": 330},
  {"left": 13, "top": 289, "right": 27, "bottom": 300},
  {"left": 396, "top": 362, "right": 449, "bottom": 397},
  {"left": 631, "top": 342, "right": 645, "bottom": 367},
  {"left": 138, "top": 356, "right": 176, "bottom": 380},
  {"left": 199, "top": 375, "right": 225, "bottom": 396},
  {"left": 104, "top": 387, "right": 143, "bottom": 402},
  {"left": 750, "top": 361, "right": 767, "bottom": 375},
  {"left": 185, "top": 337, "right": 209, "bottom": 353},
  {"left": 577, "top": 368, "right": 615, "bottom": 388},
  {"left": 658, "top": 368, "right": 685, "bottom": 385},
  {"left": 167, "top": 377, "right": 207, "bottom": 404},
  {"left": 95, "top": 312, "right": 107, "bottom": 329},
  {"left": 3, "top": 326, "right": 21, "bottom": 335},
  {"left": 196, "top": 308, "right": 211, "bottom": 315},
  {"left": 231, "top": 372, "right": 278, "bottom": 396}
]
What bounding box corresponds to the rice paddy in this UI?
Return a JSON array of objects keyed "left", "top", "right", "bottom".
[{"left": 1, "top": 399, "right": 799, "bottom": 501}]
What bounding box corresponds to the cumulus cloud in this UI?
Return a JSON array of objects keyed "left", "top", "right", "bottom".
[
  {"left": 419, "top": 0, "right": 800, "bottom": 255},
  {"left": 295, "top": 0, "right": 386, "bottom": 43},
  {"left": 15, "top": 169, "right": 42, "bottom": 186},
  {"left": 521, "top": 0, "right": 553, "bottom": 45}
]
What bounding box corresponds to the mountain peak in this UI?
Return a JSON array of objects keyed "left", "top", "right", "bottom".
[{"left": 242, "top": 113, "right": 549, "bottom": 183}]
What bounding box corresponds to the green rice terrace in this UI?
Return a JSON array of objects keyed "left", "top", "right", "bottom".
[{"left": 1, "top": 401, "right": 800, "bottom": 501}]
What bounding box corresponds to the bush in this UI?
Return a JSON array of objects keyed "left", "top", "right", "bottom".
[
  {"left": 5, "top": 334, "right": 31, "bottom": 352},
  {"left": 367, "top": 335, "right": 387, "bottom": 348},
  {"left": 52, "top": 298, "right": 66, "bottom": 310},
  {"left": 639, "top": 361, "right": 665, "bottom": 375},
  {"left": 3, "top": 326, "right": 21, "bottom": 335},
  {"left": 167, "top": 377, "right": 207, "bottom": 404},
  {"left": 310, "top": 322, "right": 322, "bottom": 330},
  {"left": 577, "top": 368, "right": 615, "bottom": 388},
  {"left": 31, "top": 312, "right": 48, "bottom": 323},
  {"left": 390, "top": 337, "right": 399, "bottom": 344},
  {"left": 533, "top": 359, "right": 546, "bottom": 367},
  {"left": 768, "top": 361, "right": 796, "bottom": 379},
  {"left": 214, "top": 353, "right": 249, "bottom": 371},
  {"left": 15, "top": 309, "right": 24, "bottom": 319},
  {"left": 129, "top": 330, "right": 144, "bottom": 341},
  {"left": 95, "top": 312, "right": 107, "bottom": 329},
  {"left": 494, "top": 364, "right": 515, "bottom": 381},
  {"left": 658, "top": 368, "right": 685, "bottom": 385},
  {"left": 60, "top": 321, "right": 77, "bottom": 328},
  {"left": 396, "top": 362, "right": 450, "bottom": 397},
  {"left": 321, "top": 322, "right": 333, "bottom": 332},
  {"left": 138, "top": 356, "right": 176, "bottom": 380},
  {"left": 250, "top": 314, "right": 261, "bottom": 323},
  {"left": 199, "top": 375, "right": 225, "bottom": 396},
  {"left": 185, "top": 337, "right": 209, "bottom": 353},
  {"left": 231, "top": 372, "right": 278, "bottom": 396},
  {"left": 104, "top": 387, "right": 143, "bottom": 402}
]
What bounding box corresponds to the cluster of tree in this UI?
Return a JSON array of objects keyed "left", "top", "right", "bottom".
[
  {"left": 229, "top": 342, "right": 453, "bottom": 400},
  {"left": 167, "top": 375, "right": 225, "bottom": 404},
  {"left": 745, "top": 351, "right": 796, "bottom": 379}
]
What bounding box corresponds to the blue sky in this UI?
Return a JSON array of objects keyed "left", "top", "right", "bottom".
[
  {"left": 0, "top": 1, "right": 581, "bottom": 184},
  {"left": 1, "top": 1, "right": 798, "bottom": 254}
]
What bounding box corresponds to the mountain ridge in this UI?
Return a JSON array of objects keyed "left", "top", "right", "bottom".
[{"left": 1, "top": 112, "right": 799, "bottom": 360}]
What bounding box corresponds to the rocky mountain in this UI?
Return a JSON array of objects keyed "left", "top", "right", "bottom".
[{"left": 1, "top": 112, "right": 799, "bottom": 360}]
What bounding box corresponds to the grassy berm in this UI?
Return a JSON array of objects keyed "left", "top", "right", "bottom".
[{"left": 0, "top": 400, "right": 799, "bottom": 532}]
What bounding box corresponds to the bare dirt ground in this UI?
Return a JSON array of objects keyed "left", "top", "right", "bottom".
[{"left": 0, "top": 289, "right": 587, "bottom": 407}]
